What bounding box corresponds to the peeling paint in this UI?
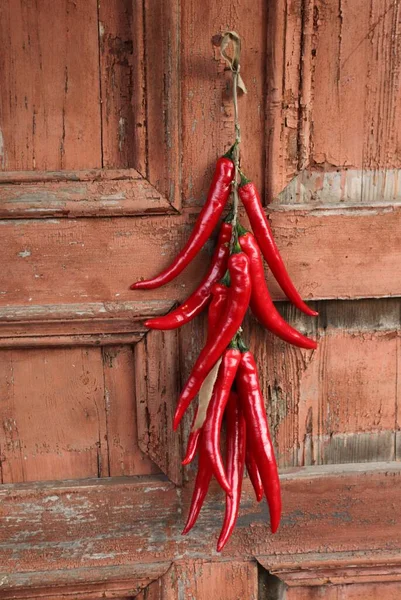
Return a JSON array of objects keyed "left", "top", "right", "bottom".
[
  {"left": 277, "top": 168, "right": 401, "bottom": 207},
  {"left": 17, "top": 249, "right": 31, "bottom": 258}
]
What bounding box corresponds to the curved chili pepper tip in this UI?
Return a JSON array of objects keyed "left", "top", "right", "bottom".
[
  {"left": 182, "top": 428, "right": 201, "bottom": 465},
  {"left": 216, "top": 392, "right": 246, "bottom": 552},
  {"left": 239, "top": 181, "right": 318, "bottom": 318},
  {"left": 237, "top": 351, "right": 282, "bottom": 533},
  {"left": 239, "top": 232, "right": 318, "bottom": 349},
  {"left": 144, "top": 224, "right": 232, "bottom": 331},
  {"left": 130, "top": 156, "right": 234, "bottom": 290}
]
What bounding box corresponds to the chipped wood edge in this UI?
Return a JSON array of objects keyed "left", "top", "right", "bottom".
[
  {"left": 275, "top": 168, "right": 401, "bottom": 208},
  {"left": 0, "top": 562, "right": 172, "bottom": 600},
  {"left": 0, "top": 300, "right": 175, "bottom": 347},
  {"left": 134, "top": 328, "right": 183, "bottom": 485},
  {"left": 1, "top": 463, "right": 401, "bottom": 593},
  {"left": 0, "top": 168, "right": 178, "bottom": 218},
  {"left": 258, "top": 551, "right": 401, "bottom": 587}
]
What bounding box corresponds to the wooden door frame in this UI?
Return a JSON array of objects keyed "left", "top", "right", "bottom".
[{"left": 1, "top": 0, "right": 401, "bottom": 598}]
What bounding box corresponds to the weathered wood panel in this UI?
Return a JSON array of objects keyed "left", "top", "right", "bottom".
[
  {"left": 269, "top": 552, "right": 401, "bottom": 587},
  {"left": 0, "top": 341, "right": 167, "bottom": 484},
  {"left": 0, "top": 563, "right": 169, "bottom": 600},
  {"left": 0, "top": 0, "right": 101, "bottom": 171},
  {"left": 265, "top": 0, "right": 401, "bottom": 200},
  {"left": 246, "top": 298, "right": 400, "bottom": 468},
  {"left": 1, "top": 206, "right": 400, "bottom": 310},
  {"left": 311, "top": 0, "right": 401, "bottom": 171},
  {"left": 0, "top": 347, "right": 107, "bottom": 482},
  {"left": 265, "top": 0, "right": 305, "bottom": 200},
  {"left": 134, "top": 329, "right": 182, "bottom": 485},
  {"left": 98, "top": 0, "right": 136, "bottom": 170},
  {"left": 276, "top": 168, "right": 401, "bottom": 207},
  {"left": 0, "top": 169, "right": 172, "bottom": 218},
  {"left": 145, "top": 0, "right": 181, "bottom": 209},
  {"left": 0, "top": 301, "right": 172, "bottom": 341},
  {"left": 102, "top": 345, "right": 158, "bottom": 477},
  {"left": 136, "top": 561, "right": 258, "bottom": 600},
  {"left": 0, "top": 463, "right": 400, "bottom": 581}
]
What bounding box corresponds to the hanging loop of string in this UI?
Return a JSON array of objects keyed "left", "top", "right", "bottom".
[{"left": 218, "top": 31, "right": 247, "bottom": 246}]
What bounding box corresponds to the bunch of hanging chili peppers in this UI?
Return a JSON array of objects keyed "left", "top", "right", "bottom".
[{"left": 130, "top": 145, "right": 317, "bottom": 551}]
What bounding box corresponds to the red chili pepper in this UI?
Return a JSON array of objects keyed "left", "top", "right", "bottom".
[
  {"left": 202, "top": 348, "right": 241, "bottom": 494},
  {"left": 182, "top": 285, "right": 229, "bottom": 465},
  {"left": 173, "top": 252, "right": 251, "bottom": 430},
  {"left": 182, "top": 434, "right": 212, "bottom": 535},
  {"left": 246, "top": 447, "right": 263, "bottom": 503},
  {"left": 182, "top": 408, "right": 200, "bottom": 465},
  {"left": 239, "top": 180, "right": 318, "bottom": 317},
  {"left": 236, "top": 350, "right": 281, "bottom": 533},
  {"left": 239, "top": 232, "right": 317, "bottom": 350},
  {"left": 217, "top": 391, "right": 246, "bottom": 552},
  {"left": 207, "top": 283, "right": 228, "bottom": 337},
  {"left": 144, "top": 224, "right": 232, "bottom": 330},
  {"left": 130, "top": 157, "right": 234, "bottom": 290}
]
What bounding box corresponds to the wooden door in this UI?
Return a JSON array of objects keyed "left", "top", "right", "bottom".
[{"left": 1, "top": 1, "right": 401, "bottom": 599}]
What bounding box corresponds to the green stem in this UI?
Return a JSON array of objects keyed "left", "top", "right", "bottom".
[
  {"left": 237, "top": 336, "right": 249, "bottom": 353},
  {"left": 239, "top": 170, "right": 251, "bottom": 187},
  {"left": 236, "top": 222, "right": 248, "bottom": 237},
  {"left": 220, "top": 269, "right": 231, "bottom": 287}
]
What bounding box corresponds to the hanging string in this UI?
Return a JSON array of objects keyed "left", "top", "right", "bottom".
[{"left": 219, "top": 31, "right": 247, "bottom": 249}]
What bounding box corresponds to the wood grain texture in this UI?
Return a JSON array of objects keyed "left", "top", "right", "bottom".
[
  {"left": 270, "top": 552, "right": 401, "bottom": 586},
  {"left": 144, "top": 0, "right": 181, "bottom": 209},
  {"left": 246, "top": 298, "right": 400, "bottom": 469},
  {"left": 0, "top": 300, "right": 173, "bottom": 344},
  {"left": 134, "top": 329, "right": 182, "bottom": 485},
  {"left": 102, "top": 345, "right": 158, "bottom": 477},
  {"left": 265, "top": 0, "right": 401, "bottom": 200},
  {"left": 0, "top": 340, "right": 166, "bottom": 484},
  {"left": 0, "top": 563, "right": 170, "bottom": 600},
  {"left": 1, "top": 464, "right": 401, "bottom": 583},
  {"left": 0, "top": 347, "right": 107, "bottom": 482},
  {"left": 265, "top": 0, "right": 304, "bottom": 201},
  {"left": 311, "top": 0, "right": 401, "bottom": 171},
  {"left": 0, "top": 169, "right": 172, "bottom": 218},
  {"left": 276, "top": 168, "right": 401, "bottom": 206},
  {"left": 181, "top": 0, "right": 267, "bottom": 207},
  {"left": 136, "top": 561, "right": 258, "bottom": 600},
  {"left": 0, "top": 0, "right": 101, "bottom": 171},
  {"left": 99, "top": 0, "right": 136, "bottom": 170}
]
